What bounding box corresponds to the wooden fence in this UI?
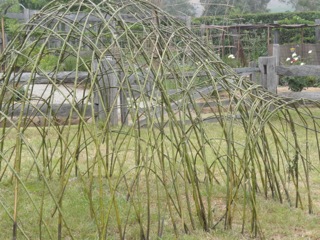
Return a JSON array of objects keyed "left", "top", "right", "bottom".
[
  {"left": 258, "top": 56, "right": 320, "bottom": 93},
  {"left": 93, "top": 58, "right": 319, "bottom": 126},
  {"left": 4, "top": 57, "right": 318, "bottom": 126}
]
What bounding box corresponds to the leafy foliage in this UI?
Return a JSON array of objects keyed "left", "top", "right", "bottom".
[
  {"left": 280, "top": 76, "right": 320, "bottom": 92},
  {"left": 193, "top": 11, "right": 320, "bottom": 25},
  {"left": 19, "top": 0, "right": 47, "bottom": 9},
  {"left": 277, "top": 15, "right": 314, "bottom": 44}
]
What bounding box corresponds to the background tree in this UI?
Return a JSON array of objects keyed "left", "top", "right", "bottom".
[
  {"left": 201, "top": 0, "right": 271, "bottom": 16},
  {"left": 201, "top": 0, "right": 232, "bottom": 16},
  {"left": 162, "top": 0, "right": 196, "bottom": 16},
  {"left": 279, "top": 0, "right": 320, "bottom": 11}
]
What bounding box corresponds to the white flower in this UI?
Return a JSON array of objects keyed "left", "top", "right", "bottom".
[
  {"left": 293, "top": 57, "right": 299, "bottom": 61},
  {"left": 286, "top": 57, "right": 291, "bottom": 62},
  {"left": 308, "top": 50, "right": 313, "bottom": 54},
  {"left": 292, "top": 52, "right": 297, "bottom": 58},
  {"left": 300, "top": 62, "right": 305, "bottom": 65},
  {"left": 228, "top": 54, "right": 235, "bottom": 59}
]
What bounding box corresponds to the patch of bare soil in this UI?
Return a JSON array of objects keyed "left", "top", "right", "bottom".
[
  {"left": 277, "top": 87, "right": 320, "bottom": 101},
  {"left": 277, "top": 86, "right": 320, "bottom": 93}
]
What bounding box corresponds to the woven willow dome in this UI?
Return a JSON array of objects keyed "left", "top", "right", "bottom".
[{"left": 0, "top": 0, "right": 319, "bottom": 239}]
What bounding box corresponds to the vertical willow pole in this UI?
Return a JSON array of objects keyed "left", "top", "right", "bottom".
[{"left": 1, "top": 16, "right": 5, "bottom": 72}]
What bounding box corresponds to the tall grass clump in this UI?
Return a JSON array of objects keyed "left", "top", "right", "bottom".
[{"left": 0, "top": 0, "right": 320, "bottom": 239}]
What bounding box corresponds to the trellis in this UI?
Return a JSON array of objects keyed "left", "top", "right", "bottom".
[{"left": 194, "top": 21, "right": 320, "bottom": 65}]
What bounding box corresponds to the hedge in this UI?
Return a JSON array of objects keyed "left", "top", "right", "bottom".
[{"left": 192, "top": 11, "right": 320, "bottom": 25}]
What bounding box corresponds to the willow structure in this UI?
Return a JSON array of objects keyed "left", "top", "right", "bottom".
[{"left": 0, "top": 0, "right": 319, "bottom": 239}]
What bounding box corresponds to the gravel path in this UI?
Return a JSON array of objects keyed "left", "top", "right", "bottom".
[{"left": 7, "top": 84, "right": 96, "bottom": 121}]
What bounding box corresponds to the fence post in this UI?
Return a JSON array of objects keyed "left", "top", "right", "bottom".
[
  {"left": 23, "top": 8, "right": 30, "bottom": 22},
  {"left": 249, "top": 61, "right": 258, "bottom": 84},
  {"left": 316, "top": 19, "right": 320, "bottom": 43},
  {"left": 258, "top": 56, "right": 278, "bottom": 94},
  {"left": 230, "top": 27, "right": 239, "bottom": 57},
  {"left": 273, "top": 21, "right": 279, "bottom": 44},
  {"left": 93, "top": 57, "right": 118, "bottom": 125},
  {"left": 272, "top": 44, "right": 280, "bottom": 89},
  {"left": 273, "top": 44, "right": 280, "bottom": 66},
  {"left": 200, "top": 24, "right": 205, "bottom": 44}
]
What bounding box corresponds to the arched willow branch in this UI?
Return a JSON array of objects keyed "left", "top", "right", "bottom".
[{"left": 0, "top": 0, "right": 319, "bottom": 239}]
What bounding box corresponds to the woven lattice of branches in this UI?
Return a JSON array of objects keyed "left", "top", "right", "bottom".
[{"left": 0, "top": 0, "right": 320, "bottom": 239}]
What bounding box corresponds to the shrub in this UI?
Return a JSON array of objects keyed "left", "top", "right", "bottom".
[{"left": 280, "top": 76, "right": 320, "bottom": 92}]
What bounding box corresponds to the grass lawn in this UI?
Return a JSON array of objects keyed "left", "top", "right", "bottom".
[{"left": 0, "top": 107, "right": 320, "bottom": 239}]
